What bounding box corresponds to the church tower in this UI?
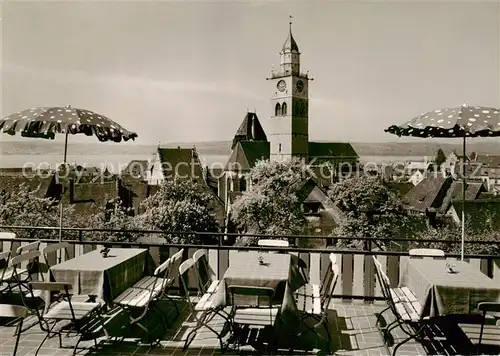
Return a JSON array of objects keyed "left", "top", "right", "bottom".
[{"left": 268, "top": 19, "right": 310, "bottom": 161}]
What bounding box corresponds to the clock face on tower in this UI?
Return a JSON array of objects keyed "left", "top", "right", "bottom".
[
  {"left": 296, "top": 80, "right": 304, "bottom": 93},
  {"left": 277, "top": 80, "right": 286, "bottom": 92}
]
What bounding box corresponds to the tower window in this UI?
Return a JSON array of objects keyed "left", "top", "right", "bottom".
[
  {"left": 282, "top": 102, "right": 287, "bottom": 115},
  {"left": 240, "top": 177, "right": 247, "bottom": 192},
  {"left": 279, "top": 143, "right": 282, "bottom": 153},
  {"left": 275, "top": 103, "right": 281, "bottom": 116}
]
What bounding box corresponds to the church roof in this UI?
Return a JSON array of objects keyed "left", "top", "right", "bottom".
[
  {"left": 308, "top": 142, "right": 359, "bottom": 163},
  {"left": 225, "top": 141, "right": 270, "bottom": 171},
  {"left": 282, "top": 26, "right": 299, "bottom": 53},
  {"left": 232, "top": 112, "right": 267, "bottom": 150},
  {"left": 157, "top": 147, "right": 204, "bottom": 183}
]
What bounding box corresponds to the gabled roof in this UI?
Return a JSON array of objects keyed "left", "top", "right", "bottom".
[
  {"left": 439, "top": 180, "right": 485, "bottom": 214},
  {"left": 308, "top": 142, "right": 359, "bottom": 163},
  {"left": 386, "top": 182, "right": 414, "bottom": 197},
  {"left": 157, "top": 147, "right": 204, "bottom": 183},
  {"left": 232, "top": 112, "right": 267, "bottom": 150},
  {"left": 225, "top": 142, "right": 270, "bottom": 171},
  {"left": 404, "top": 176, "right": 452, "bottom": 213}
]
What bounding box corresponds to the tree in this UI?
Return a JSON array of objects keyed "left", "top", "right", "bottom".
[
  {"left": 328, "top": 176, "right": 408, "bottom": 249},
  {"left": 77, "top": 198, "right": 142, "bottom": 242},
  {"left": 434, "top": 148, "right": 447, "bottom": 168},
  {"left": 230, "top": 158, "right": 308, "bottom": 244},
  {"left": 0, "top": 183, "right": 76, "bottom": 240},
  {"left": 138, "top": 179, "right": 220, "bottom": 244}
]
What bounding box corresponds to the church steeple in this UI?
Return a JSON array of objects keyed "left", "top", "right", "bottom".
[
  {"left": 280, "top": 16, "right": 300, "bottom": 76},
  {"left": 282, "top": 19, "right": 299, "bottom": 52},
  {"left": 268, "top": 18, "right": 309, "bottom": 162}
]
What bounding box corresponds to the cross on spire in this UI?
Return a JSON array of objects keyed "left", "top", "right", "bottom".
[{"left": 289, "top": 15, "right": 293, "bottom": 30}]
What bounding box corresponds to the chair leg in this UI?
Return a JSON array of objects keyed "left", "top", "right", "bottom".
[
  {"left": 12, "top": 319, "right": 23, "bottom": 356},
  {"left": 376, "top": 306, "right": 391, "bottom": 326},
  {"left": 35, "top": 322, "right": 57, "bottom": 356},
  {"left": 391, "top": 325, "right": 425, "bottom": 356}
]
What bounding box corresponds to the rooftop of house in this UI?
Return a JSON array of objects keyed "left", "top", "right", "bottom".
[
  {"left": 404, "top": 175, "right": 452, "bottom": 213},
  {"left": 157, "top": 147, "right": 204, "bottom": 183},
  {"left": 438, "top": 180, "right": 485, "bottom": 214},
  {"left": 308, "top": 142, "right": 359, "bottom": 163}
]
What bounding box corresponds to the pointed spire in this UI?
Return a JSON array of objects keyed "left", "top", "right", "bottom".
[{"left": 282, "top": 15, "right": 299, "bottom": 52}]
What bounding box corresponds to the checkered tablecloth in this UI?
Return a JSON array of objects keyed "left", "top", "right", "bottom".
[
  {"left": 400, "top": 259, "right": 500, "bottom": 317},
  {"left": 50, "top": 248, "right": 147, "bottom": 303}
]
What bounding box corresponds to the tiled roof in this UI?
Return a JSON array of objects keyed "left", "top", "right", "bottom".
[
  {"left": 0, "top": 173, "right": 54, "bottom": 198},
  {"left": 439, "top": 180, "right": 485, "bottom": 214},
  {"left": 386, "top": 182, "right": 414, "bottom": 197},
  {"left": 308, "top": 142, "right": 359, "bottom": 163},
  {"left": 404, "top": 176, "right": 452, "bottom": 213},
  {"left": 225, "top": 142, "right": 270, "bottom": 171},
  {"left": 157, "top": 147, "right": 204, "bottom": 183},
  {"left": 232, "top": 112, "right": 267, "bottom": 150}
]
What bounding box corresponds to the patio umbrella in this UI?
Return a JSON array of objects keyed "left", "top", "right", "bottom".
[
  {"left": 385, "top": 103, "right": 500, "bottom": 261},
  {"left": 0, "top": 105, "right": 138, "bottom": 242}
]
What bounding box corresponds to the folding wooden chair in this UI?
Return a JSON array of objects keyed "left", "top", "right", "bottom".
[
  {"left": 373, "top": 256, "right": 429, "bottom": 356},
  {"left": 0, "top": 304, "right": 29, "bottom": 356},
  {"left": 28, "top": 282, "right": 104, "bottom": 356},
  {"left": 179, "top": 258, "right": 231, "bottom": 352},
  {"left": 295, "top": 255, "right": 339, "bottom": 354},
  {"left": 227, "top": 285, "right": 279, "bottom": 352}
]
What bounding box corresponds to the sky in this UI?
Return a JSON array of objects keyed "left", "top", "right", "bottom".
[{"left": 1, "top": 1, "right": 500, "bottom": 145}]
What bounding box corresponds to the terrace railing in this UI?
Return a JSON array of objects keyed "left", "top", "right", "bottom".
[{"left": 0, "top": 226, "right": 499, "bottom": 300}]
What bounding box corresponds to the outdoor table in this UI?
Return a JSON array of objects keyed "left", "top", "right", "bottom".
[
  {"left": 50, "top": 248, "right": 147, "bottom": 303},
  {"left": 399, "top": 259, "right": 500, "bottom": 318},
  {"left": 213, "top": 251, "right": 306, "bottom": 324}
]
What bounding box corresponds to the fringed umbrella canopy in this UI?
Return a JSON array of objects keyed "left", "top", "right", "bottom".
[
  {"left": 0, "top": 106, "right": 137, "bottom": 142},
  {"left": 385, "top": 103, "right": 500, "bottom": 261},
  {"left": 386, "top": 104, "right": 500, "bottom": 138}
]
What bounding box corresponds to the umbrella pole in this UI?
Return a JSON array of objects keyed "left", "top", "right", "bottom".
[
  {"left": 58, "top": 132, "right": 69, "bottom": 246},
  {"left": 461, "top": 134, "right": 466, "bottom": 261}
]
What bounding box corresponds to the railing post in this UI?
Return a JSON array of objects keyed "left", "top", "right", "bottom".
[{"left": 217, "top": 234, "right": 221, "bottom": 280}]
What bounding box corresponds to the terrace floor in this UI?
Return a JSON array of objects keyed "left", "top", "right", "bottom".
[{"left": 0, "top": 299, "right": 495, "bottom": 356}]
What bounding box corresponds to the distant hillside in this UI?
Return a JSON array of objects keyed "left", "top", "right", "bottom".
[{"left": 1, "top": 139, "right": 500, "bottom": 158}]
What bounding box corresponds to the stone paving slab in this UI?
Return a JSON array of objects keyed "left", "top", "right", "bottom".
[{"left": 0, "top": 299, "right": 472, "bottom": 356}]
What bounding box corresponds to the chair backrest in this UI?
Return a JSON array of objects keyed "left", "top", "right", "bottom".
[
  {"left": 320, "top": 260, "right": 339, "bottom": 311},
  {"left": 409, "top": 248, "right": 445, "bottom": 258},
  {"left": 228, "top": 285, "right": 275, "bottom": 308},
  {"left": 168, "top": 248, "right": 184, "bottom": 280},
  {"left": 319, "top": 253, "right": 336, "bottom": 298},
  {"left": 372, "top": 256, "right": 403, "bottom": 318},
  {"left": 0, "top": 251, "right": 11, "bottom": 281},
  {"left": 16, "top": 241, "right": 41, "bottom": 255},
  {"left": 0, "top": 304, "right": 28, "bottom": 319},
  {"left": 154, "top": 258, "right": 171, "bottom": 278},
  {"left": 28, "top": 282, "right": 76, "bottom": 320},
  {"left": 178, "top": 259, "right": 197, "bottom": 309},
  {"left": 193, "top": 249, "right": 216, "bottom": 293},
  {"left": 258, "top": 239, "right": 289, "bottom": 248},
  {"left": 42, "top": 242, "right": 70, "bottom": 264}
]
